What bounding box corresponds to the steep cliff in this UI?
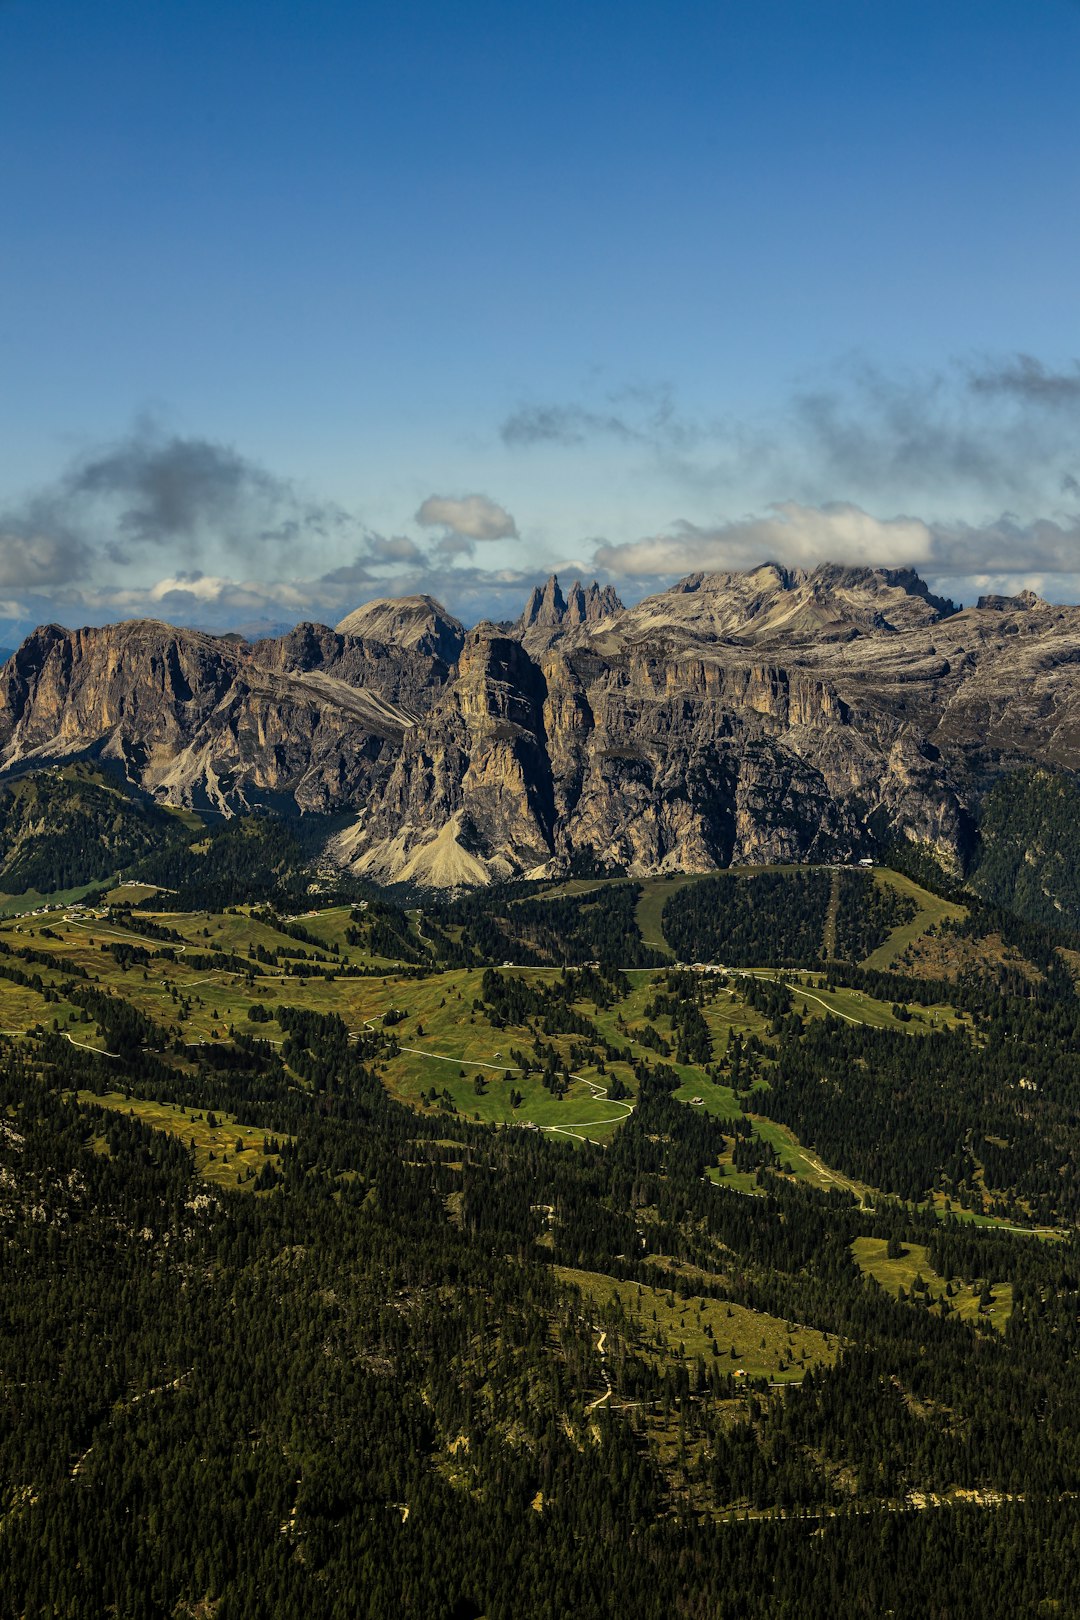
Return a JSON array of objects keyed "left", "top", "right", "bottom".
[
  {"left": 4, "top": 564, "right": 1080, "bottom": 887},
  {"left": 0, "top": 618, "right": 449, "bottom": 814},
  {"left": 334, "top": 630, "right": 556, "bottom": 886}
]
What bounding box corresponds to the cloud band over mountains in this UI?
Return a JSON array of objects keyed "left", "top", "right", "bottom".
[
  {"left": 2, "top": 351, "right": 1080, "bottom": 638},
  {"left": 593, "top": 503, "right": 1080, "bottom": 587}
]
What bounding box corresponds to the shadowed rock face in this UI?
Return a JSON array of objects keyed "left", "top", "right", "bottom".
[
  {"left": 337, "top": 631, "right": 556, "bottom": 887},
  {"left": 4, "top": 564, "right": 1080, "bottom": 886}
]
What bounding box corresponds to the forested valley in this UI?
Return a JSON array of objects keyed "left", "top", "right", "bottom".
[{"left": 4, "top": 816, "right": 1080, "bottom": 1617}]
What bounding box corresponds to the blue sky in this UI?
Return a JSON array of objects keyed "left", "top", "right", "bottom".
[{"left": 2, "top": 0, "right": 1079, "bottom": 638}]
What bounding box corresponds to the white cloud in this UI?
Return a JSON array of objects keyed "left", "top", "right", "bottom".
[
  {"left": 594, "top": 501, "right": 934, "bottom": 579},
  {"left": 416, "top": 492, "right": 519, "bottom": 541},
  {"left": 148, "top": 573, "right": 237, "bottom": 602}
]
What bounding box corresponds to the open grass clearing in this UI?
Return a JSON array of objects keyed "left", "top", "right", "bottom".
[
  {"left": 0, "top": 905, "right": 432, "bottom": 1043},
  {"left": 368, "top": 968, "right": 637, "bottom": 1137},
  {"left": 737, "top": 968, "right": 965, "bottom": 1033},
  {"left": 921, "top": 1190, "right": 1064, "bottom": 1239},
  {"left": 709, "top": 1159, "right": 765, "bottom": 1196},
  {"left": 672, "top": 1074, "right": 743, "bottom": 1122},
  {"left": 0, "top": 876, "right": 115, "bottom": 918},
  {"left": 161, "top": 907, "right": 339, "bottom": 961},
  {"left": 555, "top": 1265, "right": 840, "bottom": 1383},
  {"left": 510, "top": 878, "right": 609, "bottom": 903},
  {"left": 75, "top": 1090, "right": 288, "bottom": 1191},
  {"left": 749, "top": 1116, "right": 872, "bottom": 1202},
  {"left": 862, "top": 870, "right": 967, "bottom": 971},
  {"left": 852, "top": 1236, "right": 1012, "bottom": 1332},
  {"left": 633, "top": 875, "right": 702, "bottom": 956},
  {"left": 582, "top": 966, "right": 771, "bottom": 1067},
  {"left": 381, "top": 1045, "right": 627, "bottom": 1134},
  {"left": 104, "top": 882, "right": 173, "bottom": 905}
]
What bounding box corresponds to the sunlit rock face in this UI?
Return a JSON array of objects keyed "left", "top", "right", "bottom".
[{"left": 5, "top": 564, "right": 1080, "bottom": 886}]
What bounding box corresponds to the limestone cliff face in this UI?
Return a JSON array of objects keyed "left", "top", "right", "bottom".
[
  {"left": 5, "top": 564, "right": 1080, "bottom": 886},
  {"left": 251, "top": 622, "right": 452, "bottom": 718},
  {"left": 538, "top": 648, "right": 865, "bottom": 873},
  {"left": 0, "top": 618, "right": 449, "bottom": 814},
  {"left": 332, "top": 579, "right": 976, "bottom": 884},
  {"left": 340, "top": 631, "right": 555, "bottom": 886}
]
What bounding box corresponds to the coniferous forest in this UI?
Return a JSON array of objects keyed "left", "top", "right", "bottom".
[{"left": 4, "top": 814, "right": 1080, "bottom": 1617}]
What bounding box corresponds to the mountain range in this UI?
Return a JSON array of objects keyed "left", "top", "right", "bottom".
[{"left": 2, "top": 562, "right": 1079, "bottom": 888}]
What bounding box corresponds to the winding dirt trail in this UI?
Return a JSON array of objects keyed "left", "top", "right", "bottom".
[
  {"left": 585, "top": 1327, "right": 612, "bottom": 1414},
  {"left": 64, "top": 1033, "right": 119, "bottom": 1058},
  {"left": 360, "top": 1019, "right": 634, "bottom": 1139}
]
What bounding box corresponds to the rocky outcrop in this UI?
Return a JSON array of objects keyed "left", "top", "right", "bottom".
[
  {"left": 975, "top": 589, "right": 1049, "bottom": 613},
  {"left": 5, "top": 563, "right": 1080, "bottom": 886},
  {"left": 627, "top": 562, "right": 955, "bottom": 645}
]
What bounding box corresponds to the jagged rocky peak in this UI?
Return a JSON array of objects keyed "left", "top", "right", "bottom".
[
  {"left": 334, "top": 594, "right": 466, "bottom": 663},
  {"left": 518, "top": 573, "right": 623, "bottom": 632},
  {"left": 631, "top": 560, "right": 956, "bottom": 644},
  {"left": 976, "top": 588, "right": 1051, "bottom": 613},
  {"left": 256, "top": 621, "right": 343, "bottom": 672},
  {"left": 520, "top": 574, "right": 565, "bottom": 628}
]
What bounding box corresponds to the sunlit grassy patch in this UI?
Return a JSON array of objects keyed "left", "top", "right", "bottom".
[
  {"left": 556, "top": 1266, "right": 839, "bottom": 1382},
  {"left": 862, "top": 871, "right": 968, "bottom": 970},
  {"left": 75, "top": 1090, "right": 288, "bottom": 1191},
  {"left": 851, "top": 1236, "right": 1012, "bottom": 1332}
]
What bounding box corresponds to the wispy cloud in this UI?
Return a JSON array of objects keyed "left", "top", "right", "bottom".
[
  {"left": 500, "top": 383, "right": 702, "bottom": 453},
  {"left": 66, "top": 430, "right": 339, "bottom": 549},
  {"left": 0, "top": 419, "right": 361, "bottom": 591},
  {"left": 501, "top": 402, "right": 639, "bottom": 448},
  {"left": 928, "top": 512, "right": 1080, "bottom": 574},
  {"left": 788, "top": 356, "right": 1080, "bottom": 507},
  {"left": 966, "top": 353, "right": 1080, "bottom": 407},
  {"left": 501, "top": 353, "right": 1080, "bottom": 517}
]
